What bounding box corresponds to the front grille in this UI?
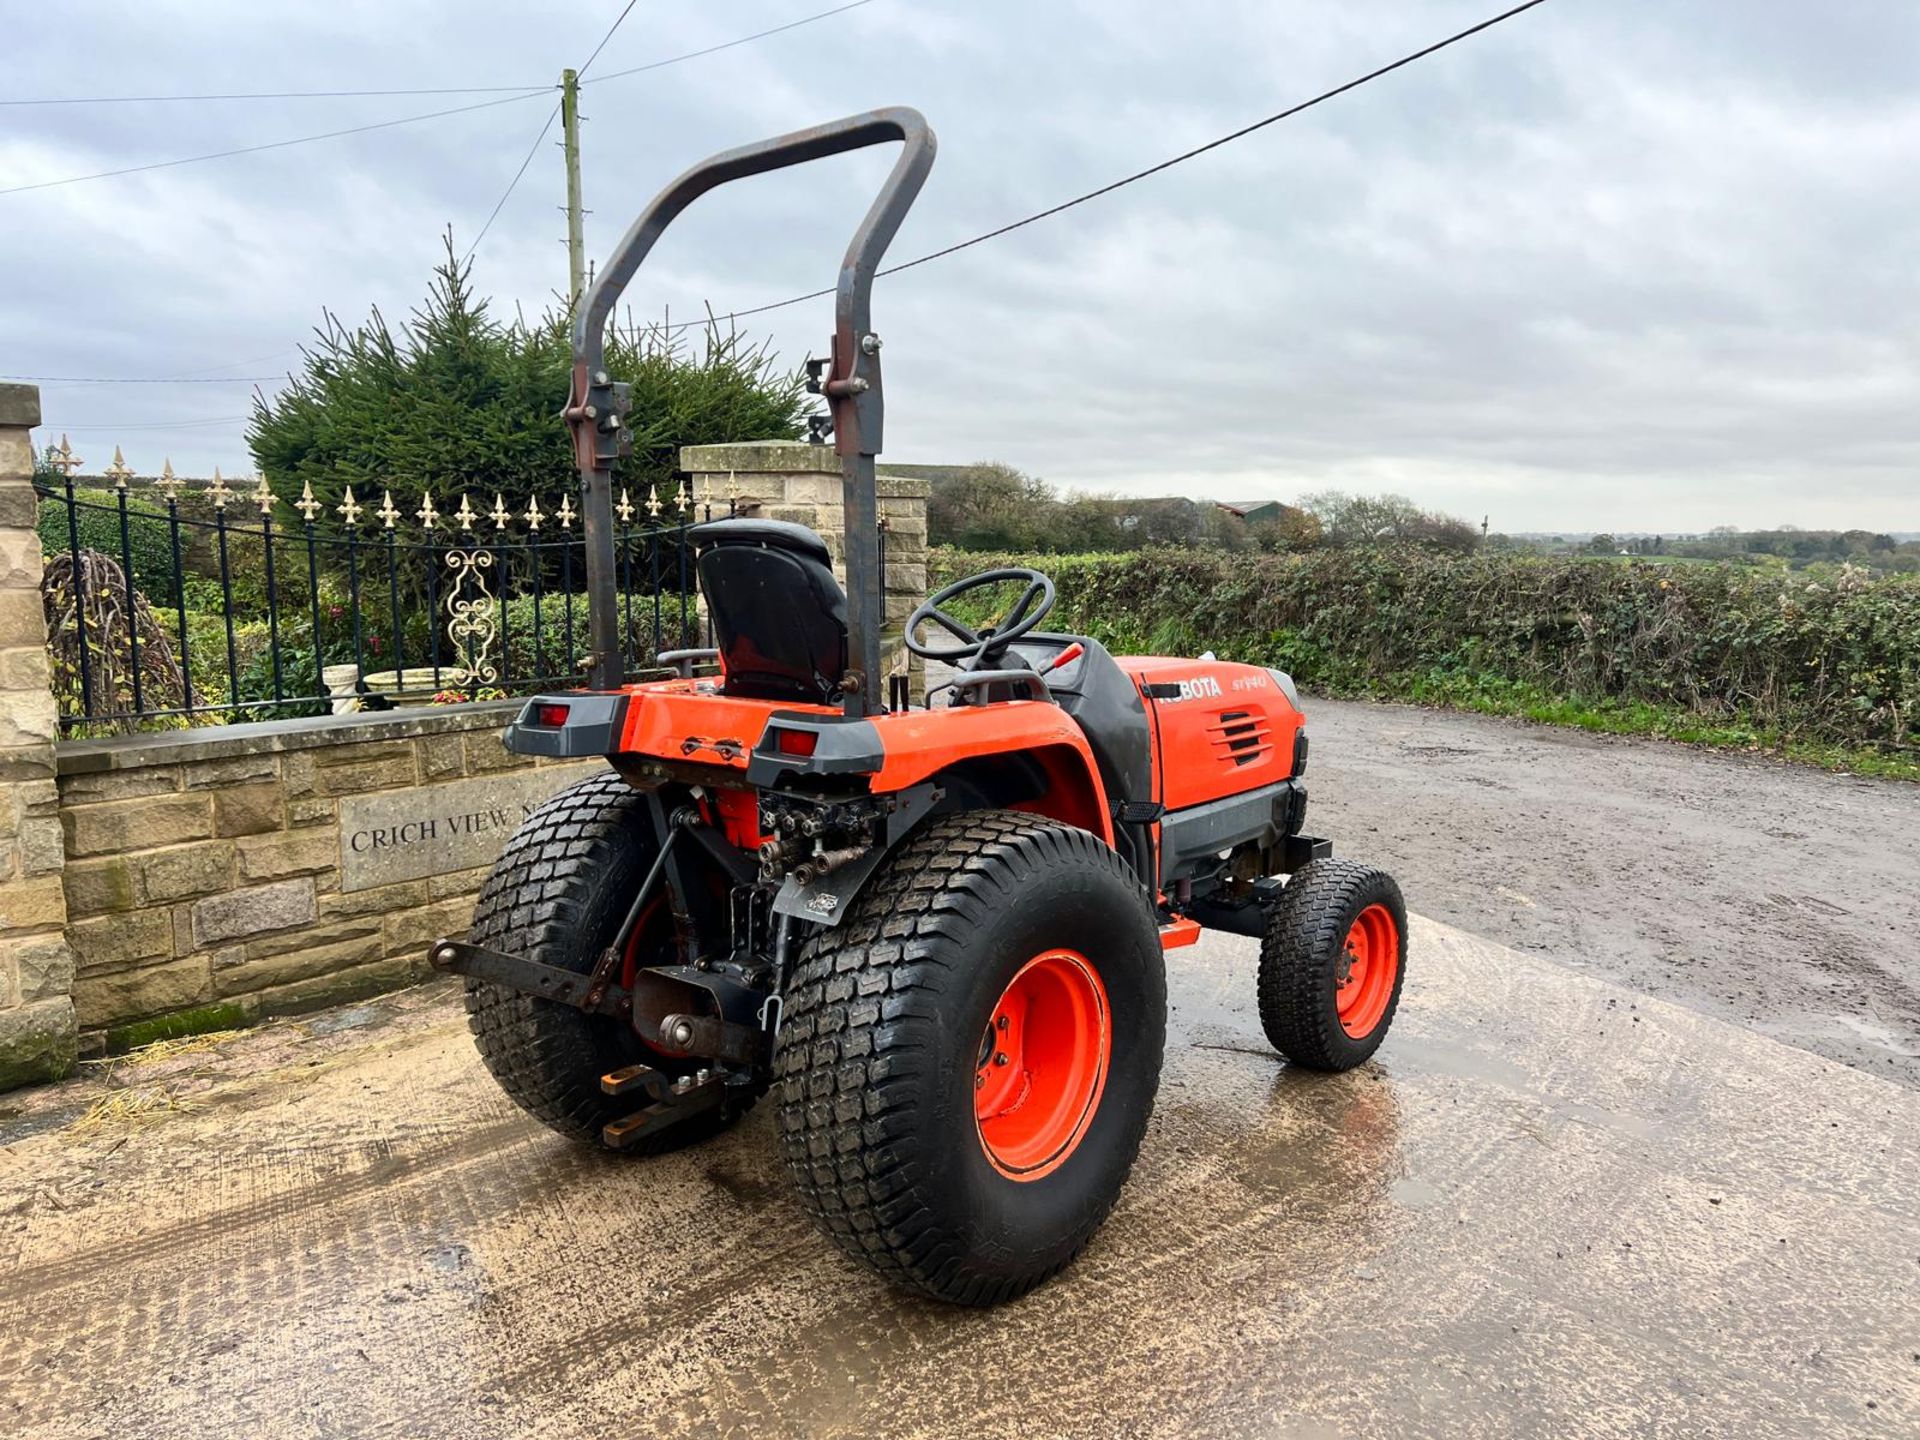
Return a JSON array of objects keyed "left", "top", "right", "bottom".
[{"left": 1208, "top": 710, "right": 1271, "bottom": 767}]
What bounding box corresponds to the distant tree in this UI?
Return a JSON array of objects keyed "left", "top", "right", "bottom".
[
  {"left": 925, "top": 462, "right": 1056, "bottom": 549},
  {"left": 1249, "top": 508, "right": 1323, "bottom": 552},
  {"left": 1588, "top": 533, "right": 1618, "bottom": 555},
  {"left": 1299, "top": 490, "right": 1480, "bottom": 551},
  {"left": 1132, "top": 497, "right": 1207, "bottom": 547}
]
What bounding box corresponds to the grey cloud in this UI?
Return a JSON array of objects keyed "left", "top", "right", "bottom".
[{"left": 4, "top": 0, "right": 1915, "bottom": 532}]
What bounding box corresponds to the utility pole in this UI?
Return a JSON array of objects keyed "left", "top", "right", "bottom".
[{"left": 561, "top": 68, "right": 585, "bottom": 310}]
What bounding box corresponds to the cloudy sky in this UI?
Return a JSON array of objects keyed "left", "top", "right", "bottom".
[{"left": 4, "top": 1, "right": 1916, "bottom": 532}]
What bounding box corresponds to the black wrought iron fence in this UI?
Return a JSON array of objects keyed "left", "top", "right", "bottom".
[{"left": 34, "top": 443, "right": 731, "bottom": 733}]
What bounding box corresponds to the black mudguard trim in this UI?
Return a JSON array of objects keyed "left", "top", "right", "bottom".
[{"left": 1158, "top": 780, "right": 1298, "bottom": 884}]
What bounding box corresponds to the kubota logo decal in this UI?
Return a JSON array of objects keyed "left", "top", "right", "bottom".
[{"left": 1159, "top": 675, "right": 1222, "bottom": 703}]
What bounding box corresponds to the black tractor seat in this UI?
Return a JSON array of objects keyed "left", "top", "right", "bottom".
[{"left": 689, "top": 518, "right": 848, "bottom": 706}]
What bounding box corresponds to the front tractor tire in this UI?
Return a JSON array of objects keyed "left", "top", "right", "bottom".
[
  {"left": 463, "top": 770, "right": 757, "bottom": 1153},
  {"left": 1258, "top": 859, "right": 1408, "bottom": 1071},
  {"left": 774, "top": 811, "right": 1167, "bottom": 1306}
]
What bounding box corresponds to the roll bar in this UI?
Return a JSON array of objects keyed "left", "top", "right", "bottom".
[{"left": 564, "top": 107, "right": 937, "bottom": 716}]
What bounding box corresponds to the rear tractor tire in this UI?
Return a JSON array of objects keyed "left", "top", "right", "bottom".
[
  {"left": 463, "top": 770, "right": 759, "bottom": 1153},
  {"left": 1258, "top": 858, "right": 1407, "bottom": 1071},
  {"left": 774, "top": 811, "right": 1167, "bottom": 1306}
]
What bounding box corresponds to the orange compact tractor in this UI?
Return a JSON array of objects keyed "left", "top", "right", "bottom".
[{"left": 431, "top": 108, "right": 1407, "bottom": 1306}]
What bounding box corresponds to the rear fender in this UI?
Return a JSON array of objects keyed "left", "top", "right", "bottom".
[
  {"left": 870, "top": 703, "right": 1113, "bottom": 844},
  {"left": 928, "top": 746, "right": 1111, "bottom": 842},
  {"left": 769, "top": 706, "right": 1115, "bottom": 927}
]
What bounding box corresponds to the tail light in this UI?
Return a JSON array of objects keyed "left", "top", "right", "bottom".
[
  {"left": 532, "top": 702, "right": 570, "bottom": 728},
  {"left": 773, "top": 728, "right": 819, "bottom": 757}
]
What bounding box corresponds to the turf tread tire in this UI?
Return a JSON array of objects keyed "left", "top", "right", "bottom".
[
  {"left": 774, "top": 810, "right": 1165, "bottom": 1307},
  {"left": 1258, "top": 858, "right": 1407, "bottom": 1071},
  {"left": 464, "top": 769, "right": 755, "bottom": 1152}
]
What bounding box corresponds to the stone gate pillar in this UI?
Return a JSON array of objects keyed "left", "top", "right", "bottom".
[
  {"left": 677, "top": 441, "right": 930, "bottom": 690},
  {"left": 0, "top": 383, "right": 77, "bottom": 1086}
]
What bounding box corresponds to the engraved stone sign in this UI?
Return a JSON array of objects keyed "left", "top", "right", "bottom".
[{"left": 337, "top": 762, "right": 602, "bottom": 892}]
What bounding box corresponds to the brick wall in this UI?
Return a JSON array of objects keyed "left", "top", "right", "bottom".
[{"left": 54, "top": 706, "right": 599, "bottom": 1054}]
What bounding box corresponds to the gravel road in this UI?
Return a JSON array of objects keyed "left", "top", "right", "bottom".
[{"left": 1304, "top": 698, "right": 1920, "bottom": 1087}]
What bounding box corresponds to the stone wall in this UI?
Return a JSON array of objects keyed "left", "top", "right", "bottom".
[
  {"left": 0, "top": 384, "right": 78, "bottom": 1087},
  {"left": 0, "top": 429, "right": 935, "bottom": 1088},
  {"left": 55, "top": 705, "right": 598, "bottom": 1053}
]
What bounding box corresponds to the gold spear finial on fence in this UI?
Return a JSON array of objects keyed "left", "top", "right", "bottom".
[
  {"left": 295, "top": 478, "right": 321, "bottom": 522},
  {"left": 557, "top": 493, "right": 576, "bottom": 529},
  {"left": 253, "top": 473, "right": 274, "bottom": 516},
  {"left": 489, "top": 493, "right": 511, "bottom": 530},
  {"left": 416, "top": 489, "right": 440, "bottom": 528},
  {"left": 157, "top": 458, "right": 184, "bottom": 501},
  {"left": 677, "top": 478, "right": 691, "bottom": 514},
  {"left": 617, "top": 487, "right": 634, "bottom": 524},
  {"left": 336, "top": 484, "right": 361, "bottom": 526},
  {"left": 103, "top": 446, "right": 133, "bottom": 490},
  {"left": 49, "top": 436, "right": 82, "bottom": 477},
  {"left": 208, "top": 466, "right": 232, "bottom": 509},
  {"left": 645, "top": 485, "right": 662, "bottom": 519},
  {"left": 455, "top": 493, "right": 477, "bottom": 531},
  {"left": 377, "top": 489, "right": 400, "bottom": 530},
  {"left": 524, "top": 494, "right": 544, "bottom": 531}
]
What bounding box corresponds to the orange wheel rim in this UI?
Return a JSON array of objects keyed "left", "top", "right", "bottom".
[
  {"left": 1335, "top": 903, "right": 1399, "bottom": 1039},
  {"left": 974, "top": 950, "right": 1111, "bottom": 1182}
]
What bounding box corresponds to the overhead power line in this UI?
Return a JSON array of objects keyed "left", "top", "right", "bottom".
[
  {"left": 657, "top": 0, "right": 1554, "bottom": 335},
  {"left": 39, "top": 416, "right": 250, "bottom": 431},
  {"left": 582, "top": 0, "right": 873, "bottom": 86},
  {"left": 1, "top": 373, "right": 277, "bottom": 384},
  {"left": 0, "top": 1, "right": 874, "bottom": 109},
  {"left": 458, "top": 0, "right": 645, "bottom": 265},
  {"left": 462, "top": 0, "right": 874, "bottom": 264},
  {"left": 0, "top": 90, "right": 548, "bottom": 197},
  {"left": 0, "top": 84, "right": 553, "bottom": 107},
  {"left": 578, "top": 0, "right": 643, "bottom": 80},
  {"left": 461, "top": 104, "right": 563, "bottom": 264},
  {"left": 0, "top": 1, "right": 878, "bottom": 199}
]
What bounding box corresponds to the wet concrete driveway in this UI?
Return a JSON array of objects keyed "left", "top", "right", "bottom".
[{"left": 2, "top": 918, "right": 1914, "bottom": 1438}]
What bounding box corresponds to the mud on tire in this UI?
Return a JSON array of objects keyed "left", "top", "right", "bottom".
[
  {"left": 773, "top": 810, "right": 1166, "bottom": 1306},
  {"left": 464, "top": 769, "right": 757, "bottom": 1152}
]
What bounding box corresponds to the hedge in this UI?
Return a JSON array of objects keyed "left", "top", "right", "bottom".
[
  {"left": 930, "top": 547, "right": 1920, "bottom": 752},
  {"left": 36, "top": 490, "right": 178, "bottom": 606}
]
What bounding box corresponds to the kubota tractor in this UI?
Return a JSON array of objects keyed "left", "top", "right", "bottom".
[{"left": 430, "top": 108, "right": 1407, "bottom": 1306}]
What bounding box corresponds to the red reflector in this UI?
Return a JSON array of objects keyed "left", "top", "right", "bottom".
[
  {"left": 533, "top": 703, "right": 570, "bottom": 728},
  {"left": 774, "top": 728, "right": 818, "bottom": 757}
]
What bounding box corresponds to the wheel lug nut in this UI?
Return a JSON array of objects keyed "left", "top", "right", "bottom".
[
  {"left": 996, "top": 1016, "right": 1008, "bottom": 1031},
  {"left": 994, "top": 1052, "right": 1009, "bottom": 1066},
  {"left": 975, "top": 1074, "right": 984, "bottom": 1089}
]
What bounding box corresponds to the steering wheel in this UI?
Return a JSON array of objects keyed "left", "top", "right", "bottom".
[{"left": 905, "top": 567, "right": 1057, "bottom": 665}]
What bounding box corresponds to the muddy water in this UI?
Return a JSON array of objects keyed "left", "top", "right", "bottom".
[{"left": 2, "top": 922, "right": 1914, "bottom": 1438}]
